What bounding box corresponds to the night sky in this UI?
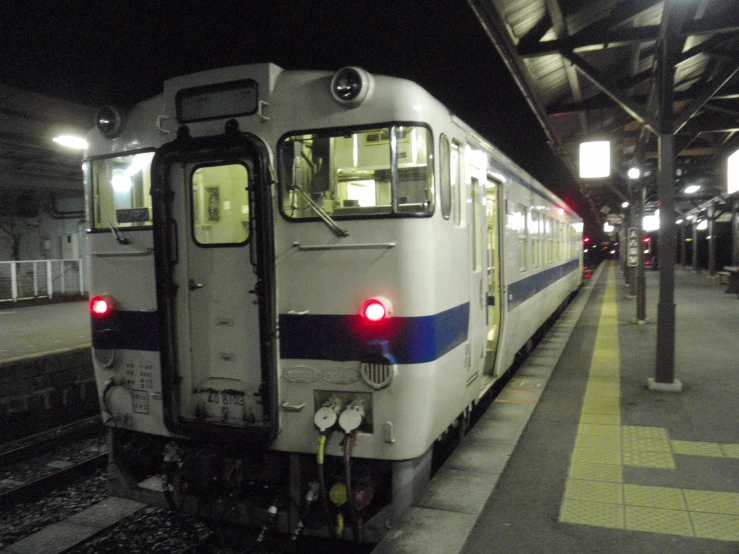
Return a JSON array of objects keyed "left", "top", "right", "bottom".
[{"left": 1, "top": 0, "right": 589, "bottom": 218}]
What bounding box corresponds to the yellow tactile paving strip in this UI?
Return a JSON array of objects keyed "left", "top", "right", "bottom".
[{"left": 558, "top": 265, "right": 739, "bottom": 542}]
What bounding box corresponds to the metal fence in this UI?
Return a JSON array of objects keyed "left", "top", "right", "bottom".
[{"left": 0, "top": 259, "right": 85, "bottom": 302}]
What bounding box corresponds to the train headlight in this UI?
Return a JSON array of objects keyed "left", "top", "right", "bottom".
[
  {"left": 331, "top": 67, "right": 373, "bottom": 108},
  {"left": 361, "top": 296, "right": 392, "bottom": 323},
  {"left": 95, "top": 106, "right": 124, "bottom": 138},
  {"left": 90, "top": 295, "right": 116, "bottom": 318}
]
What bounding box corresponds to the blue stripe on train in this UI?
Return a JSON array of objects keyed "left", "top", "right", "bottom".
[
  {"left": 90, "top": 302, "right": 470, "bottom": 364},
  {"left": 91, "top": 258, "right": 575, "bottom": 359},
  {"left": 279, "top": 302, "right": 470, "bottom": 364},
  {"left": 507, "top": 259, "right": 580, "bottom": 311},
  {"left": 90, "top": 311, "right": 160, "bottom": 351}
]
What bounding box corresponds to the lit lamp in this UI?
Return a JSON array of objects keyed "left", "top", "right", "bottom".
[
  {"left": 53, "top": 135, "right": 88, "bottom": 150},
  {"left": 579, "top": 141, "right": 610, "bottom": 178},
  {"left": 643, "top": 210, "right": 660, "bottom": 232},
  {"left": 728, "top": 150, "right": 739, "bottom": 195}
]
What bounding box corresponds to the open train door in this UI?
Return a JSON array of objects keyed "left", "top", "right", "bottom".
[
  {"left": 483, "top": 175, "right": 502, "bottom": 381},
  {"left": 151, "top": 131, "right": 278, "bottom": 443}
]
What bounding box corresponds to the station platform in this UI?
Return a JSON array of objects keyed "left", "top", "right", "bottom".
[
  {"left": 0, "top": 300, "right": 94, "bottom": 441},
  {"left": 374, "top": 261, "right": 738, "bottom": 553},
  {"left": 0, "top": 300, "right": 90, "bottom": 364}
]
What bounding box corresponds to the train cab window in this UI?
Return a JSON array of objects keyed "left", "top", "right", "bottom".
[
  {"left": 279, "top": 125, "right": 434, "bottom": 220},
  {"left": 88, "top": 151, "right": 155, "bottom": 230},
  {"left": 440, "top": 135, "right": 451, "bottom": 219},
  {"left": 190, "top": 164, "right": 250, "bottom": 246}
]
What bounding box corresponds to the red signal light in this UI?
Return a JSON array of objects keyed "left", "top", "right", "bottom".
[
  {"left": 642, "top": 237, "right": 651, "bottom": 244},
  {"left": 361, "top": 296, "right": 392, "bottom": 323},
  {"left": 583, "top": 236, "right": 590, "bottom": 244},
  {"left": 90, "top": 296, "right": 115, "bottom": 317}
]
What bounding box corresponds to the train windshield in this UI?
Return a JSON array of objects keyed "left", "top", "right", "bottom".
[
  {"left": 279, "top": 125, "right": 434, "bottom": 219},
  {"left": 88, "top": 151, "right": 155, "bottom": 230}
]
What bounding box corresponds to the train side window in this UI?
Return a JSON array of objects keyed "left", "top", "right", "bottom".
[
  {"left": 451, "top": 141, "right": 464, "bottom": 226},
  {"left": 516, "top": 203, "right": 528, "bottom": 272},
  {"left": 190, "top": 163, "right": 249, "bottom": 246},
  {"left": 559, "top": 221, "right": 565, "bottom": 260},
  {"left": 440, "top": 135, "right": 451, "bottom": 219},
  {"left": 530, "top": 210, "right": 540, "bottom": 268},
  {"left": 471, "top": 177, "right": 483, "bottom": 272}
]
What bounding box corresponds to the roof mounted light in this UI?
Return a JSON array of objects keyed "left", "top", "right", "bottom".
[
  {"left": 95, "top": 105, "right": 125, "bottom": 138},
  {"left": 331, "top": 67, "right": 373, "bottom": 108}
]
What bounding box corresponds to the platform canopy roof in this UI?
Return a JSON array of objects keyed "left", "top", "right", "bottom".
[
  {"left": 0, "top": 84, "right": 95, "bottom": 196},
  {"left": 468, "top": 0, "right": 739, "bottom": 223}
]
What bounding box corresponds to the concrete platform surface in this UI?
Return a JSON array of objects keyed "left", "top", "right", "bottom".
[
  {"left": 0, "top": 301, "right": 90, "bottom": 364},
  {"left": 375, "top": 262, "right": 739, "bottom": 553}
]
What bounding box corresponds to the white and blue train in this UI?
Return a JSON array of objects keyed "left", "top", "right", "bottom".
[{"left": 84, "top": 64, "right": 582, "bottom": 540}]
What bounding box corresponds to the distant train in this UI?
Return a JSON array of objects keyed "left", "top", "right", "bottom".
[{"left": 84, "top": 64, "right": 582, "bottom": 541}]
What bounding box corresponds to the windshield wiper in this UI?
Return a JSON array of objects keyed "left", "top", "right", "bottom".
[
  {"left": 291, "top": 187, "right": 348, "bottom": 238},
  {"left": 102, "top": 210, "right": 130, "bottom": 245},
  {"left": 94, "top": 196, "right": 130, "bottom": 245}
]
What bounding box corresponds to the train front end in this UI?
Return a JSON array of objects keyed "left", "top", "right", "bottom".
[{"left": 84, "top": 65, "right": 460, "bottom": 537}]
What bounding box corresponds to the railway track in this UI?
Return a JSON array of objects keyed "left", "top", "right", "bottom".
[
  {"left": 0, "top": 452, "right": 108, "bottom": 509},
  {"left": 0, "top": 415, "right": 103, "bottom": 466},
  {"left": 0, "top": 415, "right": 107, "bottom": 509}
]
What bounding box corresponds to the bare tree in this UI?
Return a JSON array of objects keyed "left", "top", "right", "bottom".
[{"left": 0, "top": 191, "right": 41, "bottom": 261}]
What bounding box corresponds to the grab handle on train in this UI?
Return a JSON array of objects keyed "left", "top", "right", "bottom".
[{"left": 169, "top": 219, "right": 178, "bottom": 264}]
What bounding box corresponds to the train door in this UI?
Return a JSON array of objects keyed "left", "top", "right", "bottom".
[
  {"left": 483, "top": 177, "right": 502, "bottom": 378},
  {"left": 467, "top": 169, "right": 486, "bottom": 385},
  {"left": 152, "top": 134, "right": 277, "bottom": 442}
]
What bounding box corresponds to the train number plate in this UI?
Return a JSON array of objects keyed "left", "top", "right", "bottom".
[{"left": 206, "top": 392, "right": 245, "bottom": 406}]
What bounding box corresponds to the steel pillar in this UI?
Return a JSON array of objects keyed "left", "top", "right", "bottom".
[
  {"left": 636, "top": 184, "right": 646, "bottom": 322},
  {"left": 654, "top": 133, "right": 678, "bottom": 387},
  {"left": 708, "top": 203, "right": 716, "bottom": 276},
  {"left": 732, "top": 198, "right": 739, "bottom": 266},
  {"left": 692, "top": 222, "right": 699, "bottom": 272}
]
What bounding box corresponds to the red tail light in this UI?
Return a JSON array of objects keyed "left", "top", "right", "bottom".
[
  {"left": 361, "top": 296, "right": 392, "bottom": 323},
  {"left": 90, "top": 295, "right": 115, "bottom": 317}
]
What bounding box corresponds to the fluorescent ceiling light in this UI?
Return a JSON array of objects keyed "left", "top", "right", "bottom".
[
  {"left": 729, "top": 150, "right": 739, "bottom": 195},
  {"left": 643, "top": 210, "right": 660, "bottom": 232},
  {"left": 579, "top": 141, "right": 610, "bottom": 178},
  {"left": 53, "top": 135, "right": 88, "bottom": 150}
]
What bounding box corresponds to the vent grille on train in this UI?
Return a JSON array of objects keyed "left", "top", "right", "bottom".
[{"left": 360, "top": 355, "right": 396, "bottom": 390}]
